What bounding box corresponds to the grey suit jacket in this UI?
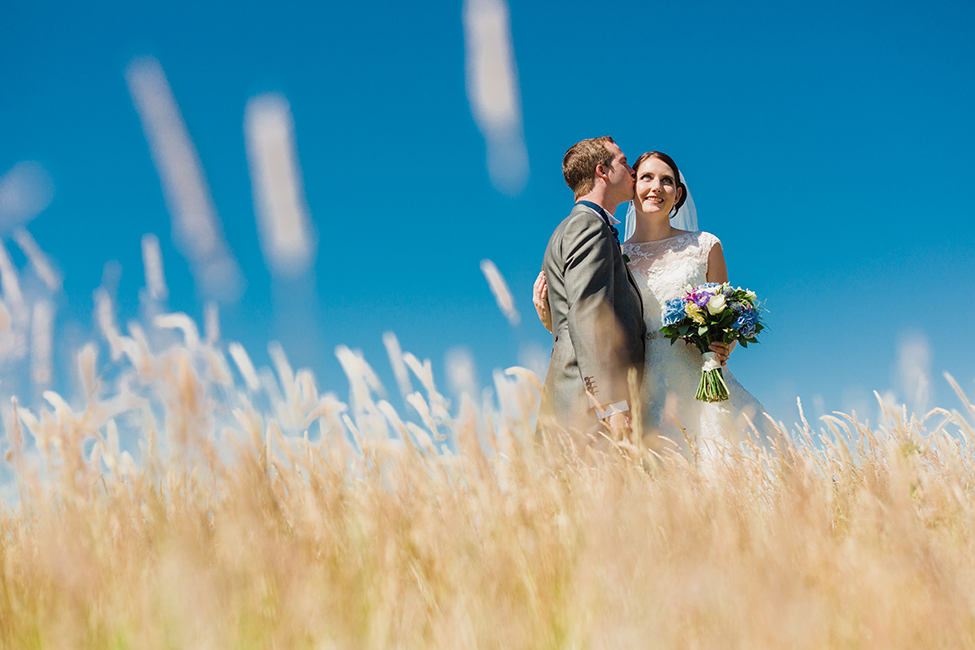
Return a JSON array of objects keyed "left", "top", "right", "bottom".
[{"left": 539, "top": 204, "right": 646, "bottom": 436}]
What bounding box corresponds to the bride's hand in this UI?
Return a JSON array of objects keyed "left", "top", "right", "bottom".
[
  {"left": 533, "top": 270, "right": 553, "bottom": 333},
  {"left": 709, "top": 340, "right": 737, "bottom": 366}
]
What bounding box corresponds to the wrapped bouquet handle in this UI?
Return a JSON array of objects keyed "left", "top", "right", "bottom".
[{"left": 697, "top": 351, "right": 730, "bottom": 402}]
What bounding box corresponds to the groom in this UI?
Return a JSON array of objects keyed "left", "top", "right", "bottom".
[{"left": 538, "top": 136, "right": 646, "bottom": 439}]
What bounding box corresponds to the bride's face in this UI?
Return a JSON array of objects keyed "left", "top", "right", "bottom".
[{"left": 634, "top": 157, "right": 683, "bottom": 217}]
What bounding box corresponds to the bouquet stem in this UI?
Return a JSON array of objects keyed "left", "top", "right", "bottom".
[{"left": 696, "top": 351, "right": 730, "bottom": 402}]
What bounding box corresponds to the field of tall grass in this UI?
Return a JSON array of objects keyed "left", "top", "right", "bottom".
[{"left": 1, "top": 302, "right": 975, "bottom": 649}]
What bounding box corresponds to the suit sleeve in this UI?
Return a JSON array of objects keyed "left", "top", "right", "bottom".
[{"left": 561, "top": 216, "right": 630, "bottom": 411}]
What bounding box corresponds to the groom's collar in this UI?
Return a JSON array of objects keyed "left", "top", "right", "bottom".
[{"left": 575, "top": 200, "right": 621, "bottom": 226}]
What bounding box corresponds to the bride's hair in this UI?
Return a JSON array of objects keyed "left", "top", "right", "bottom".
[{"left": 633, "top": 151, "right": 687, "bottom": 216}]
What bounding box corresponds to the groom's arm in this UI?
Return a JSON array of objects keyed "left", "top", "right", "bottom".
[{"left": 561, "top": 216, "right": 630, "bottom": 416}]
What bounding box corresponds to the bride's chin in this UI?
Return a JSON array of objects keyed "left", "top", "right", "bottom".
[{"left": 639, "top": 204, "right": 668, "bottom": 216}]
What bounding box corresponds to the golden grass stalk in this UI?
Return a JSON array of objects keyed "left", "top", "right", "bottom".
[{"left": 2, "top": 319, "right": 975, "bottom": 648}]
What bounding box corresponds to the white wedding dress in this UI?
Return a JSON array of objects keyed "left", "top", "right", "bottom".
[{"left": 623, "top": 231, "right": 772, "bottom": 455}]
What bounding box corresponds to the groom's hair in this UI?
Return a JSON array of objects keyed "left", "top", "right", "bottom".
[{"left": 563, "top": 136, "right": 616, "bottom": 197}]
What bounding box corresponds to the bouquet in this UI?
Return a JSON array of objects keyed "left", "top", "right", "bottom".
[{"left": 659, "top": 283, "right": 764, "bottom": 402}]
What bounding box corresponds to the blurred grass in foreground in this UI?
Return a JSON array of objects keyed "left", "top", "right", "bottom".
[{"left": 1, "top": 310, "right": 975, "bottom": 649}]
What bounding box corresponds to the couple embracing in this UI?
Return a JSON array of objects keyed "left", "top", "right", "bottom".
[{"left": 536, "top": 136, "right": 765, "bottom": 451}]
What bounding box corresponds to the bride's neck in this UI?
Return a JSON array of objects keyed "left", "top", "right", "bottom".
[{"left": 630, "top": 210, "right": 678, "bottom": 242}]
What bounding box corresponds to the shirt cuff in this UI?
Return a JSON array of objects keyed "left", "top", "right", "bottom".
[{"left": 595, "top": 400, "right": 629, "bottom": 420}]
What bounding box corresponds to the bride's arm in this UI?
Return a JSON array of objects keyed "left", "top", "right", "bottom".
[
  {"left": 532, "top": 270, "right": 553, "bottom": 332},
  {"left": 705, "top": 242, "right": 736, "bottom": 364},
  {"left": 706, "top": 242, "right": 728, "bottom": 284}
]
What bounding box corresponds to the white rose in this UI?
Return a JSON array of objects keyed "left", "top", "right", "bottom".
[
  {"left": 745, "top": 289, "right": 756, "bottom": 300},
  {"left": 707, "top": 294, "right": 726, "bottom": 315}
]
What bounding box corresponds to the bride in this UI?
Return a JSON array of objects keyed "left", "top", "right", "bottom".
[{"left": 534, "top": 151, "right": 770, "bottom": 455}]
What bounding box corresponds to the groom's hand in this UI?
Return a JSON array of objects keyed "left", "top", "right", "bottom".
[{"left": 606, "top": 412, "right": 631, "bottom": 439}]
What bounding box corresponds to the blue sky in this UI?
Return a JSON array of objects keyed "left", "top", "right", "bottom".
[{"left": 1, "top": 0, "right": 973, "bottom": 425}]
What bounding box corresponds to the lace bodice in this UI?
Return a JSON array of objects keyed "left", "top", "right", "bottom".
[{"left": 623, "top": 231, "right": 719, "bottom": 331}]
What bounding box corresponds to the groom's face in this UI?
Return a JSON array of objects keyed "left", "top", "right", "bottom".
[{"left": 602, "top": 143, "right": 635, "bottom": 203}]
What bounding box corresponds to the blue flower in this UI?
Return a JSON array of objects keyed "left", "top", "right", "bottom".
[
  {"left": 663, "top": 298, "right": 686, "bottom": 326},
  {"left": 734, "top": 309, "right": 759, "bottom": 337}
]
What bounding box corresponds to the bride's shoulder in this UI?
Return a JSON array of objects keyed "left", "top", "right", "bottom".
[{"left": 694, "top": 231, "right": 722, "bottom": 248}]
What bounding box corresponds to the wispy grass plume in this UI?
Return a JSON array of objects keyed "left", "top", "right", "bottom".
[
  {"left": 480, "top": 258, "right": 520, "bottom": 326},
  {"left": 463, "top": 0, "right": 529, "bottom": 195},
  {"left": 244, "top": 93, "right": 316, "bottom": 278},
  {"left": 125, "top": 55, "right": 243, "bottom": 302}
]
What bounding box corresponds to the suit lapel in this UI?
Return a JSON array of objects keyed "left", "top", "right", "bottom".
[{"left": 571, "top": 203, "right": 644, "bottom": 315}]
